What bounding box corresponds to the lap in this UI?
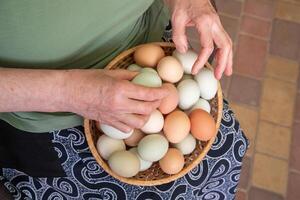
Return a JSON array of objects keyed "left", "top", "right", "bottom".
[{"left": 0, "top": 99, "right": 249, "bottom": 200}]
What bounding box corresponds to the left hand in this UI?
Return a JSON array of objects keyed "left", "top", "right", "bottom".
[{"left": 165, "top": 0, "right": 233, "bottom": 79}]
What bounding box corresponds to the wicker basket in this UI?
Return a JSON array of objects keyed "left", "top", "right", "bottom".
[{"left": 84, "top": 42, "right": 223, "bottom": 186}]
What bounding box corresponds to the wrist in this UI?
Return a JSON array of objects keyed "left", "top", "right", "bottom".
[{"left": 56, "top": 69, "right": 79, "bottom": 113}]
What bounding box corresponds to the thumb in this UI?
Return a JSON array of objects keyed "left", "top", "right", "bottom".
[{"left": 104, "top": 69, "right": 138, "bottom": 80}]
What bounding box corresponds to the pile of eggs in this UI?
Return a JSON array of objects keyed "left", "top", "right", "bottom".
[{"left": 96, "top": 44, "right": 218, "bottom": 178}]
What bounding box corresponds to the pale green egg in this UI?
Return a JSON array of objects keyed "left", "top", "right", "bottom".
[
  {"left": 132, "top": 72, "right": 162, "bottom": 87},
  {"left": 127, "top": 64, "right": 142, "bottom": 72},
  {"left": 140, "top": 67, "right": 157, "bottom": 74}
]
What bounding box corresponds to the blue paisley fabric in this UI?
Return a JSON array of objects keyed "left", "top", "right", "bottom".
[{"left": 0, "top": 99, "right": 249, "bottom": 200}]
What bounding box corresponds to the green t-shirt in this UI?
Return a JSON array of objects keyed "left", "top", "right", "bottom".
[{"left": 0, "top": 0, "right": 169, "bottom": 133}]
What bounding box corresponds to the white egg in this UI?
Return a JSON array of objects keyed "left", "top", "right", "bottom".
[
  {"left": 137, "top": 134, "right": 169, "bottom": 162},
  {"left": 140, "top": 67, "right": 157, "bottom": 74},
  {"left": 194, "top": 68, "right": 218, "bottom": 100},
  {"left": 108, "top": 151, "right": 140, "bottom": 178},
  {"left": 127, "top": 64, "right": 142, "bottom": 72},
  {"left": 96, "top": 135, "right": 126, "bottom": 160},
  {"left": 129, "top": 148, "right": 152, "bottom": 171},
  {"left": 100, "top": 124, "right": 133, "bottom": 139},
  {"left": 141, "top": 109, "right": 164, "bottom": 134},
  {"left": 172, "top": 49, "right": 198, "bottom": 74},
  {"left": 187, "top": 98, "right": 211, "bottom": 114},
  {"left": 132, "top": 71, "right": 162, "bottom": 87},
  {"left": 173, "top": 134, "right": 196, "bottom": 155},
  {"left": 177, "top": 79, "right": 200, "bottom": 110}
]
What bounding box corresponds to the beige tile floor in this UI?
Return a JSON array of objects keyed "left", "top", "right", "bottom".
[{"left": 189, "top": 0, "right": 300, "bottom": 199}]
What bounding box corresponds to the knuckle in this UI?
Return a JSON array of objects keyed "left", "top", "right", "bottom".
[
  {"left": 197, "top": 14, "right": 213, "bottom": 24},
  {"left": 143, "top": 106, "right": 153, "bottom": 115},
  {"left": 135, "top": 119, "right": 146, "bottom": 129}
]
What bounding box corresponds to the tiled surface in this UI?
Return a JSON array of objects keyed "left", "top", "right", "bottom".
[
  {"left": 214, "top": 0, "right": 300, "bottom": 199},
  {"left": 239, "top": 156, "right": 251, "bottom": 189},
  {"left": 290, "top": 123, "right": 300, "bottom": 171},
  {"left": 295, "top": 93, "right": 300, "bottom": 121},
  {"left": 276, "top": 1, "right": 300, "bottom": 23},
  {"left": 244, "top": 0, "right": 275, "bottom": 20},
  {"left": 228, "top": 75, "right": 262, "bottom": 106},
  {"left": 270, "top": 19, "right": 300, "bottom": 60},
  {"left": 252, "top": 153, "right": 288, "bottom": 195},
  {"left": 256, "top": 121, "right": 291, "bottom": 159},
  {"left": 220, "top": 15, "right": 240, "bottom": 42},
  {"left": 260, "top": 78, "right": 296, "bottom": 127},
  {"left": 287, "top": 172, "right": 300, "bottom": 200},
  {"left": 240, "top": 15, "right": 271, "bottom": 38},
  {"left": 249, "top": 187, "right": 284, "bottom": 200},
  {"left": 265, "top": 56, "right": 299, "bottom": 83},
  {"left": 215, "top": 0, "right": 242, "bottom": 17},
  {"left": 234, "top": 35, "right": 268, "bottom": 78},
  {"left": 231, "top": 103, "right": 258, "bottom": 156},
  {"left": 236, "top": 190, "right": 247, "bottom": 200}
]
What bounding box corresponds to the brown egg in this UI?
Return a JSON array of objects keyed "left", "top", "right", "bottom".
[
  {"left": 189, "top": 109, "right": 216, "bottom": 141},
  {"left": 157, "top": 56, "right": 184, "bottom": 83},
  {"left": 163, "top": 110, "right": 190, "bottom": 143},
  {"left": 133, "top": 44, "right": 165, "bottom": 68},
  {"left": 159, "top": 83, "right": 179, "bottom": 115},
  {"left": 159, "top": 148, "right": 184, "bottom": 175},
  {"left": 124, "top": 129, "right": 145, "bottom": 147}
]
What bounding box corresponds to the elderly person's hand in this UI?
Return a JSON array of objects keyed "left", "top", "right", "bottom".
[
  {"left": 165, "top": 0, "right": 233, "bottom": 79},
  {"left": 65, "top": 69, "right": 168, "bottom": 132}
]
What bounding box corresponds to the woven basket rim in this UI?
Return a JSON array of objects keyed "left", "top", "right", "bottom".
[{"left": 84, "top": 42, "right": 223, "bottom": 186}]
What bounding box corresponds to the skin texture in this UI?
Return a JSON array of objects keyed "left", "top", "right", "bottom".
[
  {"left": 0, "top": 68, "right": 168, "bottom": 132},
  {"left": 0, "top": 1, "right": 233, "bottom": 131},
  {"left": 164, "top": 0, "right": 233, "bottom": 79}
]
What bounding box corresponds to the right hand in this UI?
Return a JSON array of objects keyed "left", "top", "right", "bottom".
[{"left": 64, "top": 69, "right": 168, "bottom": 132}]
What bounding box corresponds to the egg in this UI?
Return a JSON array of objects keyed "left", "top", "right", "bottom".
[
  {"left": 137, "top": 134, "right": 169, "bottom": 162},
  {"left": 187, "top": 98, "right": 211, "bottom": 114},
  {"left": 173, "top": 134, "right": 196, "bottom": 155},
  {"left": 99, "top": 123, "right": 133, "bottom": 139},
  {"left": 127, "top": 64, "right": 142, "bottom": 72},
  {"left": 129, "top": 148, "right": 152, "bottom": 171},
  {"left": 134, "top": 44, "right": 165, "bottom": 68},
  {"left": 158, "top": 83, "right": 179, "bottom": 114},
  {"left": 189, "top": 109, "right": 216, "bottom": 141},
  {"left": 172, "top": 49, "right": 198, "bottom": 74},
  {"left": 159, "top": 148, "right": 184, "bottom": 175},
  {"left": 181, "top": 74, "right": 193, "bottom": 81},
  {"left": 157, "top": 56, "right": 183, "bottom": 83},
  {"left": 194, "top": 68, "right": 218, "bottom": 100},
  {"left": 141, "top": 109, "right": 164, "bottom": 134},
  {"left": 177, "top": 79, "right": 200, "bottom": 110},
  {"left": 108, "top": 150, "right": 140, "bottom": 178},
  {"left": 140, "top": 67, "right": 157, "bottom": 74},
  {"left": 132, "top": 71, "right": 162, "bottom": 87},
  {"left": 163, "top": 110, "right": 190, "bottom": 143},
  {"left": 124, "top": 129, "right": 145, "bottom": 147},
  {"left": 96, "top": 135, "right": 126, "bottom": 160}
]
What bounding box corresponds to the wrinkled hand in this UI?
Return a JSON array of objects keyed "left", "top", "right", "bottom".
[
  {"left": 64, "top": 69, "right": 168, "bottom": 132},
  {"left": 165, "top": 0, "right": 233, "bottom": 79}
]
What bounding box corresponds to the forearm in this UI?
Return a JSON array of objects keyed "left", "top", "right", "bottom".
[{"left": 0, "top": 68, "right": 69, "bottom": 112}]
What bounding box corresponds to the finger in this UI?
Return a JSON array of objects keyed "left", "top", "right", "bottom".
[
  {"left": 103, "top": 69, "right": 138, "bottom": 80},
  {"left": 224, "top": 50, "right": 233, "bottom": 76},
  {"left": 101, "top": 120, "right": 133, "bottom": 133},
  {"left": 211, "top": 24, "right": 231, "bottom": 80},
  {"left": 192, "top": 20, "right": 214, "bottom": 75},
  {"left": 126, "top": 83, "right": 168, "bottom": 101},
  {"left": 118, "top": 114, "right": 149, "bottom": 129},
  {"left": 172, "top": 12, "right": 189, "bottom": 53},
  {"left": 124, "top": 99, "right": 161, "bottom": 115}
]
